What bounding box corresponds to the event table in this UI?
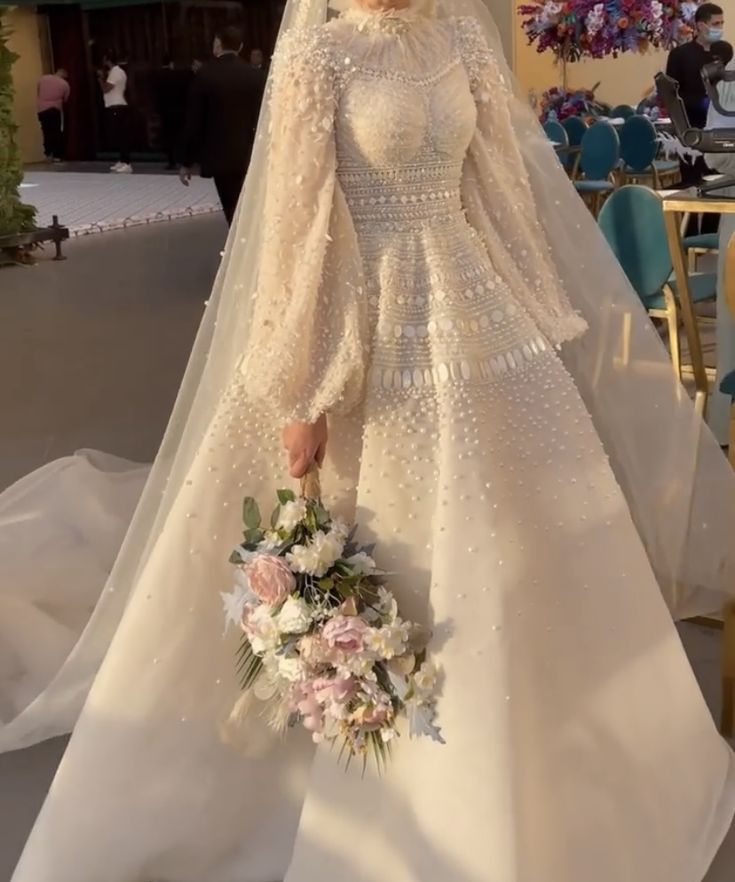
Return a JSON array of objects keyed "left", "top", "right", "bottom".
[{"left": 661, "top": 187, "right": 735, "bottom": 415}]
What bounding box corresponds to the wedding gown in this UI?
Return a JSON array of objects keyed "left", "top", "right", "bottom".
[{"left": 9, "top": 6, "right": 735, "bottom": 882}]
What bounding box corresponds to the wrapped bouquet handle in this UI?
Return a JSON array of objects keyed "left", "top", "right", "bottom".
[{"left": 300, "top": 462, "right": 321, "bottom": 501}]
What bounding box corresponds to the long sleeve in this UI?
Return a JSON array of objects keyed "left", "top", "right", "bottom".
[
  {"left": 666, "top": 47, "right": 681, "bottom": 82},
  {"left": 238, "top": 27, "right": 368, "bottom": 424},
  {"left": 455, "top": 17, "right": 587, "bottom": 347}
]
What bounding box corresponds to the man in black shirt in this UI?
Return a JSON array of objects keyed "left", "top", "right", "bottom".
[
  {"left": 666, "top": 3, "right": 725, "bottom": 191},
  {"left": 667, "top": 3, "right": 725, "bottom": 127}
]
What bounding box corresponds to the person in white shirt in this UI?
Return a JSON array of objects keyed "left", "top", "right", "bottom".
[{"left": 98, "top": 51, "right": 132, "bottom": 173}]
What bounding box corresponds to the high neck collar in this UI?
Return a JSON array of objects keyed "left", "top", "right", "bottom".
[{"left": 340, "top": 2, "right": 435, "bottom": 34}]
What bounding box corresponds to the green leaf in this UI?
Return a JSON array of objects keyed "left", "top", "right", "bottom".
[
  {"left": 243, "top": 527, "right": 263, "bottom": 546},
  {"left": 277, "top": 489, "right": 296, "bottom": 505},
  {"left": 242, "top": 497, "right": 261, "bottom": 529},
  {"left": 318, "top": 577, "right": 335, "bottom": 592},
  {"left": 270, "top": 506, "right": 280, "bottom": 529},
  {"left": 314, "top": 503, "right": 330, "bottom": 526}
]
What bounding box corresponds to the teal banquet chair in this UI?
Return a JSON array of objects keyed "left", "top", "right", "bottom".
[
  {"left": 598, "top": 184, "right": 717, "bottom": 378},
  {"left": 610, "top": 103, "right": 636, "bottom": 120},
  {"left": 574, "top": 122, "right": 620, "bottom": 215},
  {"left": 561, "top": 116, "right": 587, "bottom": 178},
  {"left": 543, "top": 120, "right": 570, "bottom": 169},
  {"left": 619, "top": 115, "right": 679, "bottom": 189}
]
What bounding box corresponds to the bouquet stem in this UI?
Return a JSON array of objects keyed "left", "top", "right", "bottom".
[{"left": 300, "top": 462, "right": 321, "bottom": 502}]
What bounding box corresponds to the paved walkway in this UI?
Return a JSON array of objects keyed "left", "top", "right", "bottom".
[
  {"left": 21, "top": 171, "right": 220, "bottom": 236},
  {"left": 0, "top": 214, "right": 225, "bottom": 491}
]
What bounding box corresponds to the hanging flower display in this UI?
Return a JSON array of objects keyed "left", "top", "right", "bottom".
[{"left": 519, "top": 0, "right": 697, "bottom": 62}]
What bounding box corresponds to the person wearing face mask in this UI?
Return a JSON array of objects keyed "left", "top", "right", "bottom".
[
  {"left": 666, "top": 3, "right": 725, "bottom": 206},
  {"left": 668, "top": 3, "right": 725, "bottom": 130}
]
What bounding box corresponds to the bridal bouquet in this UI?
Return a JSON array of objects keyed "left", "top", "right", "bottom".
[{"left": 221, "top": 473, "right": 442, "bottom": 767}]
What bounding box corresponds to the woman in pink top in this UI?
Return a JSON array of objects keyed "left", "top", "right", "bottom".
[{"left": 37, "top": 69, "right": 70, "bottom": 161}]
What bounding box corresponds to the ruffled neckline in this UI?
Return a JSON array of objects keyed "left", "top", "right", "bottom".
[{"left": 340, "top": 3, "right": 435, "bottom": 35}]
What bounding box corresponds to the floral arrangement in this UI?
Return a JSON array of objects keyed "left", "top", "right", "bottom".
[
  {"left": 221, "top": 477, "right": 442, "bottom": 768},
  {"left": 538, "top": 83, "right": 611, "bottom": 121},
  {"left": 519, "top": 0, "right": 698, "bottom": 62}
]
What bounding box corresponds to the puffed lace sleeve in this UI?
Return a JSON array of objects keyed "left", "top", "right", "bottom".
[
  {"left": 239, "top": 26, "right": 368, "bottom": 424},
  {"left": 454, "top": 17, "right": 587, "bottom": 346}
]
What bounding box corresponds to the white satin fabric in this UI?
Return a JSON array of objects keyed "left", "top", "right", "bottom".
[
  {"left": 8, "top": 8, "right": 735, "bottom": 882},
  {"left": 0, "top": 451, "right": 147, "bottom": 740}
]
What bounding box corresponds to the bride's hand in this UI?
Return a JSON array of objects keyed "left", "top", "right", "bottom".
[{"left": 282, "top": 414, "right": 328, "bottom": 478}]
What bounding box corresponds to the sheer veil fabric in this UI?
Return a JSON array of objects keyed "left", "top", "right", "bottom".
[{"left": 5, "top": 1, "right": 735, "bottom": 881}]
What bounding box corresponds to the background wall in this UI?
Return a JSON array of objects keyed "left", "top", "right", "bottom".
[{"left": 6, "top": 6, "right": 46, "bottom": 164}]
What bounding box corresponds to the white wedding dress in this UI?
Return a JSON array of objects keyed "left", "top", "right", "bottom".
[{"left": 7, "top": 4, "right": 735, "bottom": 882}]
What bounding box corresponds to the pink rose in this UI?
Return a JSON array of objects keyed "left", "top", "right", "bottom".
[
  {"left": 313, "top": 676, "right": 356, "bottom": 706},
  {"left": 246, "top": 554, "right": 295, "bottom": 606},
  {"left": 321, "top": 615, "right": 369, "bottom": 653}
]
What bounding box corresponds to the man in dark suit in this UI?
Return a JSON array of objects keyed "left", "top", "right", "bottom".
[{"left": 179, "top": 25, "right": 266, "bottom": 226}]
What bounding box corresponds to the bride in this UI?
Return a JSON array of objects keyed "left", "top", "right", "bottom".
[{"left": 6, "top": 0, "right": 735, "bottom": 879}]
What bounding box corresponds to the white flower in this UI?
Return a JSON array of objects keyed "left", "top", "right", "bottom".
[
  {"left": 322, "top": 529, "right": 345, "bottom": 561},
  {"left": 286, "top": 543, "right": 321, "bottom": 575},
  {"left": 330, "top": 517, "right": 351, "bottom": 540},
  {"left": 277, "top": 595, "right": 312, "bottom": 634},
  {"left": 346, "top": 551, "right": 377, "bottom": 576},
  {"left": 376, "top": 586, "right": 398, "bottom": 618},
  {"left": 387, "top": 653, "right": 415, "bottom": 677},
  {"left": 365, "top": 620, "right": 411, "bottom": 660},
  {"left": 245, "top": 605, "right": 280, "bottom": 654},
  {"left": 259, "top": 530, "right": 281, "bottom": 550},
  {"left": 277, "top": 499, "right": 308, "bottom": 532},
  {"left": 337, "top": 653, "right": 377, "bottom": 679},
  {"left": 412, "top": 661, "right": 439, "bottom": 700},
  {"left": 277, "top": 655, "right": 305, "bottom": 682},
  {"left": 287, "top": 530, "right": 344, "bottom": 577}
]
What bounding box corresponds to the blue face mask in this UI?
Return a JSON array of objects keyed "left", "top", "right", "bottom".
[{"left": 708, "top": 26, "right": 724, "bottom": 43}]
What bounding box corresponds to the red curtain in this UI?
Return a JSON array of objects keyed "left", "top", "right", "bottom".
[{"left": 47, "top": 5, "right": 96, "bottom": 160}]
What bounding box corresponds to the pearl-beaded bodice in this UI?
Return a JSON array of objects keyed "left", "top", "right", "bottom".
[{"left": 241, "top": 10, "right": 584, "bottom": 425}]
